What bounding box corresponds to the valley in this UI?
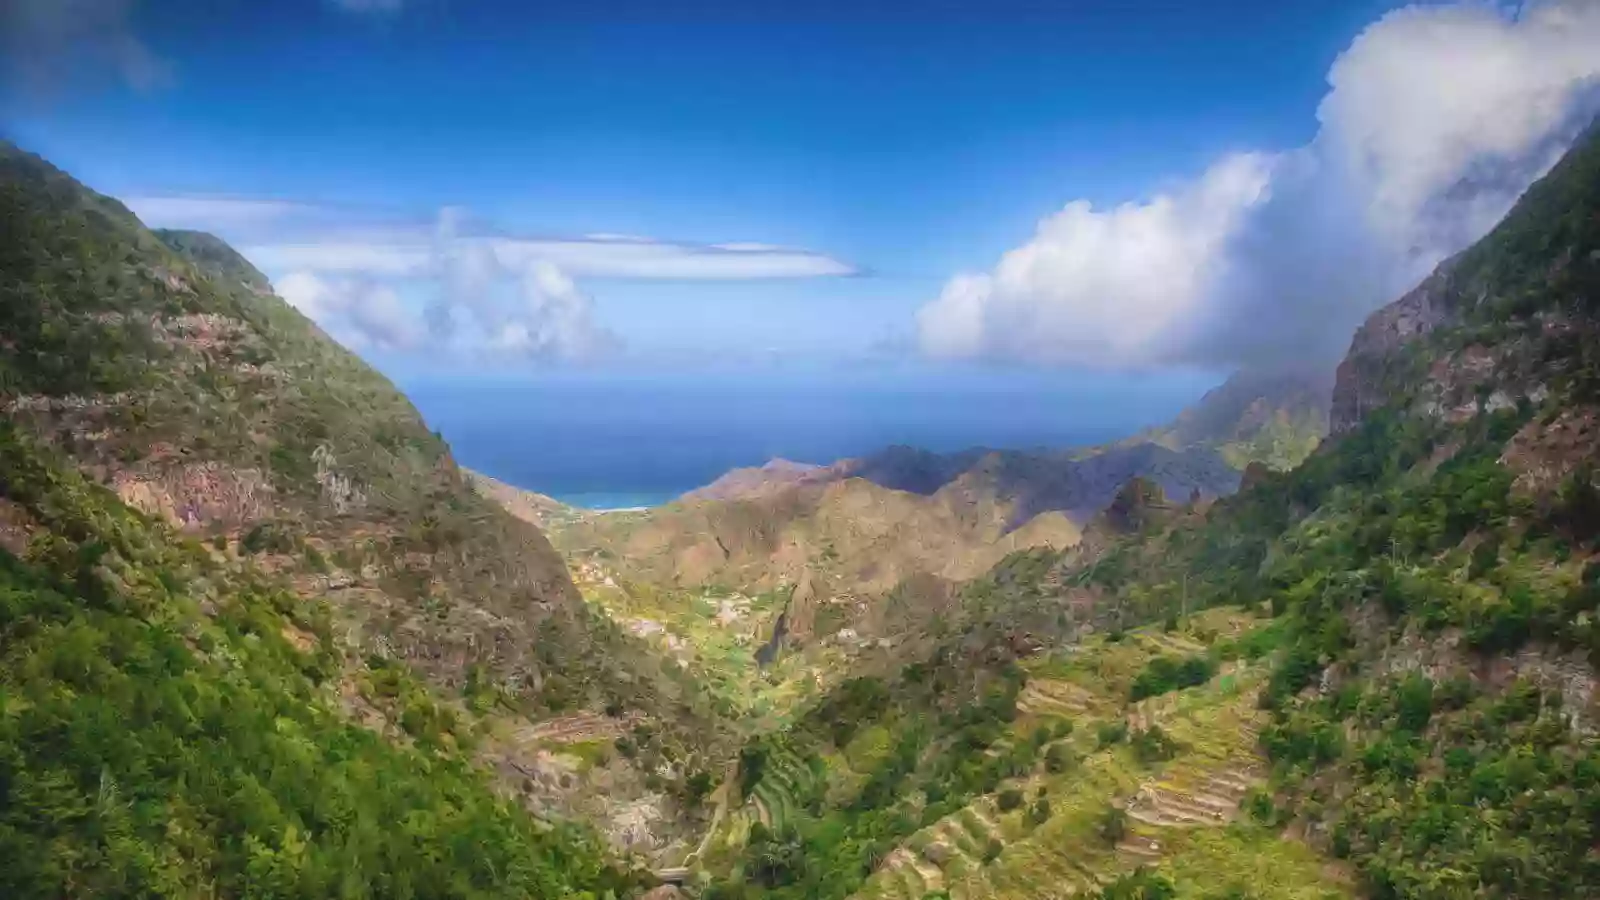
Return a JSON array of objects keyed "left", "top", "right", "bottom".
[
  {"left": 3, "top": 88, "right": 1600, "bottom": 900},
  {"left": 473, "top": 116, "right": 1600, "bottom": 900}
]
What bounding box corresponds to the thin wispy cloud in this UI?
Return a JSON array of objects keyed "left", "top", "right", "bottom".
[
  {"left": 125, "top": 195, "right": 322, "bottom": 228},
  {"left": 244, "top": 234, "right": 857, "bottom": 281},
  {"left": 127, "top": 196, "right": 859, "bottom": 281},
  {"left": 917, "top": 0, "right": 1600, "bottom": 370},
  {"left": 130, "top": 195, "right": 857, "bottom": 363}
]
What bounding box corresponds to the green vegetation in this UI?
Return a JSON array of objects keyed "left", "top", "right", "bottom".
[
  {"left": 0, "top": 425, "right": 636, "bottom": 898},
  {"left": 699, "top": 644, "right": 1027, "bottom": 900},
  {"left": 1129, "top": 654, "right": 1218, "bottom": 701},
  {"left": 687, "top": 123, "right": 1600, "bottom": 900}
]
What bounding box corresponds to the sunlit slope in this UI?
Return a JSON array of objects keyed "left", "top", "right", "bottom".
[{"left": 848, "top": 611, "right": 1347, "bottom": 900}]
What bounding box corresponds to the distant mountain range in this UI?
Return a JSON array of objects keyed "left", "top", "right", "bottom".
[{"left": 482, "top": 360, "right": 1336, "bottom": 620}]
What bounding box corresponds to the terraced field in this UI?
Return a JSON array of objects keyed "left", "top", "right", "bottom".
[
  {"left": 851, "top": 609, "right": 1349, "bottom": 900},
  {"left": 695, "top": 741, "right": 828, "bottom": 871}
]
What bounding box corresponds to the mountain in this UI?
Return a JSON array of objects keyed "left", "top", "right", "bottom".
[
  {"left": 540, "top": 442, "right": 1236, "bottom": 600},
  {"left": 1142, "top": 364, "right": 1333, "bottom": 470},
  {"left": 680, "top": 458, "right": 833, "bottom": 503},
  {"left": 691, "top": 122, "right": 1600, "bottom": 900},
  {"left": 0, "top": 140, "right": 732, "bottom": 879}
]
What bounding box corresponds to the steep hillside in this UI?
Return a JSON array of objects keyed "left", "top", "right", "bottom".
[
  {"left": 0, "top": 422, "right": 641, "bottom": 897},
  {"left": 0, "top": 142, "right": 730, "bottom": 861},
  {"left": 698, "top": 121, "right": 1600, "bottom": 899},
  {"left": 1143, "top": 365, "right": 1333, "bottom": 471}
]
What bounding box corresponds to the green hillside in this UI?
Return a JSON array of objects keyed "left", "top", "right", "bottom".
[
  {"left": 0, "top": 139, "right": 738, "bottom": 885},
  {"left": 0, "top": 423, "right": 636, "bottom": 897},
  {"left": 694, "top": 121, "right": 1600, "bottom": 899},
  {"left": 1141, "top": 366, "right": 1333, "bottom": 472}
]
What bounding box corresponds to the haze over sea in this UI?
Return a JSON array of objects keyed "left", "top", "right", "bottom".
[{"left": 403, "top": 368, "right": 1217, "bottom": 509}]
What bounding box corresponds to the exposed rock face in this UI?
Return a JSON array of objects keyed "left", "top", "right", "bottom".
[
  {"left": 1331, "top": 117, "right": 1600, "bottom": 436},
  {"left": 1237, "top": 460, "right": 1273, "bottom": 493},
  {"left": 1331, "top": 262, "right": 1461, "bottom": 434},
  {"left": 111, "top": 462, "right": 274, "bottom": 529},
  {"left": 785, "top": 568, "right": 820, "bottom": 643},
  {"left": 1098, "top": 477, "right": 1170, "bottom": 534},
  {"left": 1500, "top": 405, "right": 1600, "bottom": 496}
]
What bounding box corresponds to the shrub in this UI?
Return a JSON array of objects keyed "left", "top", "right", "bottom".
[
  {"left": 997, "top": 787, "right": 1024, "bottom": 812},
  {"left": 1130, "top": 653, "right": 1218, "bottom": 701},
  {"left": 1098, "top": 805, "right": 1128, "bottom": 845},
  {"left": 1097, "top": 721, "right": 1129, "bottom": 748},
  {"left": 1130, "top": 725, "right": 1182, "bottom": 765},
  {"left": 1045, "top": 743, "right": 1075, "bottom": 773},
  {"left": 1027, "top": 797, "right": 1051, "bottom": 826}
]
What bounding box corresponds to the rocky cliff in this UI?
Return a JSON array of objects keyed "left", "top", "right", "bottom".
[{"left": 1331, "top": 117, "right": 1600, "bottom": 437}]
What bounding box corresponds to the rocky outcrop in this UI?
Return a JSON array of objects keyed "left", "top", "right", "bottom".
[
  {"left": 1330, "top": 262, "right": 1461, "bottom": 434},
  {"left": 785, "top": 568, "right": 820, "bottom": 643},
  {"left": 1237, "top": 460, "right": 1273, "bottom": 493},
  {"left": 1331, "top": 116, "right": 1600, "bottom": 437},
  {"left": 111, "top": 461, "right": 275, "bottom": 529},
  {"left": 1097, "top": 477, "right": 1171, "bottom": 534}
]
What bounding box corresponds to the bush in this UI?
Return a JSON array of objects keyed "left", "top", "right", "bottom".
[
  {"left": 997, "top": 787, "right": 1024, "bottom": 812},
  {"left": 1098, "top": 805, "right": 1128, "bottom": 845},
  {"left": 1130, "top": 725, "right": 1182, "bottom": 765},
  {"left": 1130, "top": 653, "right": 1218, "bottom": 701},
  {"left": 1097, "top": 721, "right": 1129, "bottom": 748},
  {"left": 1045, "top": 743, "right": 1075, "bottom": 774},
  {"left": 1027, "top": 796, "right": 1051, "bottom": 826}
]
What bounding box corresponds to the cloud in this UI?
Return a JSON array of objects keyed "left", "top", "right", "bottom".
[
  {"left": 239, "top": 232, "right": 857, "bottom": 280},
  {"left": 125, "top": 196, "right": 319, "bottom": 229},
  {"left": 918, "top": 153, "right": 1272, "bottom": 366},
  {"left": 918, "top": 0, "right": 1600, "bottom": 370},
  {"left": 1, "top": 0, "right": 169, "bottom": 97},
  {"left": 483, "top": 263, "right": 620, "bottom": 363},
  {"left": 428, "top": 212, "right": 620, "bottom": 362},
  {"left": 128, "top": 196, "right": 853, "bottom": 364},
  {"left": 277, "top": 271, "right": 425, "bottom": 352},
  {"left": 130, "top": 195, "right": 858, "bottom": 281}
]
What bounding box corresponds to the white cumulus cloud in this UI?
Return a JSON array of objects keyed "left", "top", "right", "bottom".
[
  {"left": 919, "top": 0, "right": 1600, "bottom": 369},
  {"left": 918, "top": 153, "right": 1272, "bottom": 367}
]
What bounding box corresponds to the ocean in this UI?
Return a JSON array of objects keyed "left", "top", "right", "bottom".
[{"left": 402, "top": 369, "right": 1213, "bottom": 510}]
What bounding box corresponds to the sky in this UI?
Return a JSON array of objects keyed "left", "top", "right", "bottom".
[{"left": 4, "top": 0, "right": 1600, "bottom": 437}]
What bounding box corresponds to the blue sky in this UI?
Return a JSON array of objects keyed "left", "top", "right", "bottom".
[{"left": 5, "top": 0, "right": 1600, "bottom": 415}]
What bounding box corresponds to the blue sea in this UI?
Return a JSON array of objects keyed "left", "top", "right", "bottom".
[{"left": 402, "top": 368, "right": 1215, "bottom": 510}]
